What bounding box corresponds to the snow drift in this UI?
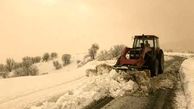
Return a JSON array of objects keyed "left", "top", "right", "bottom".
[{"left": 179, "top": 58, "right": 194, "bottom": 109}]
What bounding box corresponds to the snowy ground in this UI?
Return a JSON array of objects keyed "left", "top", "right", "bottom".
[
  {"left": 0, "top": 66, "right": 87, "bottom": 109},
  {"left": 179, "top": 58, "right": 194, "bottom": 109},
  {"left": 164, "top": 55, "right": 174, "bottom": 61},
  {"left": 30, "top": 70, "right": 136, "bottom": 109},
  {"left": 0, "top": 53, "right": 191, "bottom": 109},
  {"left": 0, "top": 54, "right": 119, "bottom": 109},
  {"left": 164, "top": 52, "right": 194, "bottom": 58},
  {"left": 0, "top": 54, "right": 87, "bottom": 109},
  {"left": 30, "top": 55, "right": 179, "bottom": 109}
]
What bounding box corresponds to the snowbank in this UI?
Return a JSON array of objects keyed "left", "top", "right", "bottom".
[
  {"left": 165, "top": 52, "right": 194, "bottom": 58},
  {"left": 30, "top": 70, "right": 136, "bottom": 109},
  {"left": 179, "top": 58, "right": 194, "bottom": 109},
  {"left": 164, "top": 55, "right": 174, "bottom": 61}
]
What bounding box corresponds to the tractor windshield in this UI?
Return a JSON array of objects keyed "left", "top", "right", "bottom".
[{"left": 133, "top": 38, "right": 154, "bottom": 48}]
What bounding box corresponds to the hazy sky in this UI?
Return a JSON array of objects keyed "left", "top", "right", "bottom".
[{"left": 0, "top": 0, "right": 194, "bottom": 62}]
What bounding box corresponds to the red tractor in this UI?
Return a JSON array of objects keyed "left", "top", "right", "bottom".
[{"left": 114, "top": 35, "right": 164, "bottom": 76}]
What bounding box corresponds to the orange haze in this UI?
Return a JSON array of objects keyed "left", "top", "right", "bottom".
[{"left": 0, "top": 0, "right": 194, "bottom": 62}]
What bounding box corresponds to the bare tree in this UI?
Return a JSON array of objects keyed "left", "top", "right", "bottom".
[
  {"left": 88, "top": 43, "right": 99, "bottom": 60},
  {"left": 97, "top": 50, "right": 111, "bottom": 61},
  {"left": 0, "top": 64, "right": 5, "bottom": 72},
  {"left": 51, "top": 52, "right": 58, "bottom": 59},
  {"left": 53, "top": 61, "right": 62, "bottom": 70},
  {"left": 62, "top": 54, "right": 71, "bottom": 66},
  {"left": 33, "top": 56, "right": 41, "bottom": 63},
  {"left": 5, "top": 58, "right": 16, "bottom": 72},
  {"left": 42, "top": 53, "right": 50, "bottom": 62},
  {"left": 22, "top": 56, "right": 33, "bottom": 68},
  {"left": 109, "top": 45, "right": 125, "bottom": 59}
]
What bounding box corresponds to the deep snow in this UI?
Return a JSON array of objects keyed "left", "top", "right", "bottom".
[
  {"left": 30, "top": 70, "right": 136, "bottom": 109},
  {"left": 179, "top": 58, "right": 194, "bottom": 109},
  {"left": 164, "top": 52, "right": 194, "bottom": 58}
]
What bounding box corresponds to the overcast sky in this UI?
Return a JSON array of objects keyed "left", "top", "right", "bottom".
[{"left": 0, "top": 0, "right": 194, "bottom": 62}]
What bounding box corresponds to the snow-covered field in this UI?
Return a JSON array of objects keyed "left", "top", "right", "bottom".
[
  {"left": 179, "top": 58, "right": 194, "bottom": 109},
  {"left": 0, "top": 65, "right": 87, "bottom": 109},
  {"left": 0, "top": 54, "right": 88, "bottom": 109}
]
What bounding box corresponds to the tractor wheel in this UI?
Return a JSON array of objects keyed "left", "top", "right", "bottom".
[
  {"left": 158, "top": 52, "right": 164, "bottom": 74},
  {"left": 151, "top": 59, "right": 159, "bottom": 77}
]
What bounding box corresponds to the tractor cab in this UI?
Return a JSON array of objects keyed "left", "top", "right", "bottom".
[
  {"left": 133, "top": 35, "right": 159, "bottom": 49},
  {"left": 129, "top": 35, "right": 160, "bottom": 59}
]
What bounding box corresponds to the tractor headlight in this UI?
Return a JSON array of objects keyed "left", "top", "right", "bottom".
[
  {"left": 130, "top": 54, "right": 134, "bottom": 57},
  {"left": 126, "top": 54, "right": 130, "bottom": 59},
  {"left": 136, "top": 54, "right": 140, "bottom": 57}
]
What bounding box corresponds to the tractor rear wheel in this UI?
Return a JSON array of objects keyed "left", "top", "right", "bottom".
[
  {"left": 158, "top": 51, "right": 164, "bottom": 74},
  {"left": 151, "top": 59, "right": 159, "bottom": 77}
]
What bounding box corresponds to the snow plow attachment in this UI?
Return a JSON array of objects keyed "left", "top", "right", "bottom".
[{"left": 113, "top": 47, "right": 149, "bottom": 71}]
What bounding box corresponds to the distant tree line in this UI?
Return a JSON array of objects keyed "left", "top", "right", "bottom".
[
  {"left": 0, "top": 52, "right": 60, "bottom": 78},
  {"left": 0, "top": 43, "right": 126, "bottom": 78}
]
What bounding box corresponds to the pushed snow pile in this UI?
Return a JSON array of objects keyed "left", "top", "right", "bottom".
[
  {"left": 86, "top": 64, "right": 112, "bottom": 77},
  {"left": 179, "top": 58, "right": 194, "bottom": 109},
  {"left": 30, "top": 65, "right": 136, "bottom": 109}
]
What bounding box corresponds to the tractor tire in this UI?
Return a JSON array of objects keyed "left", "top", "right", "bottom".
[
  {"left": 150, "top": 59, "right": 159, "bottom": 77},
  {"left": 158, "top": 51, "right": 164, "bottom": 74}
]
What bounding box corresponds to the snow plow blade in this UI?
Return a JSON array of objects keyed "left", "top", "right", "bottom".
[
  {"left": 113, "top": 66, "right": 129, "bottom": 70},
  {"left": 113, "top": 65, "right": 139, "bottom": 71}
]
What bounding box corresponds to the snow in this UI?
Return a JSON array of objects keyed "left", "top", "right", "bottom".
[
  {"left": 0, "top": 54, "right": 88, "bottom": 109},
  {"left": 30, "top": 70, "right": 136, "bottom": 109},
  {"left": 164, "top": 55, "right": 174, "bottom": 61},
  {"left": 0, "top": 53, "right": 183, "bottom": 109},
  {"left": 174, "top": 81, "right": 187, "bottom": 109},
  {"left": 0, "top": 53, "right": 121, "bottom": 109},
  {"left": 164, "top": 52, "right": 194, "bottom": 58},
  {"left": 179, "top": 58, "right": 194, "bottom": 109},
  {"left": 36, "top": 54, "right": 85, "bottom": 75},
  {"left": 0, "top": 68, "right": 87, "bottom": 109}
]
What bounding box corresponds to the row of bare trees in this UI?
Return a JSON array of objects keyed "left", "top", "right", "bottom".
[
  {"left": 0, "top": 43, "right": 124, "bottom": 78},
  {"left": 77, "top": 43, "right": 125, "bottom": 67},
  {"left": 42, "top": 52, "right": 58, "bottom": 62},
  {"left": 0, "top": 52, "right": 59, "bottom": 78}
]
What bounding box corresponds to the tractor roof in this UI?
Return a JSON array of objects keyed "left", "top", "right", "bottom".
[{"left": 134, "top": 35, "right": 158, "bottom": 39}]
